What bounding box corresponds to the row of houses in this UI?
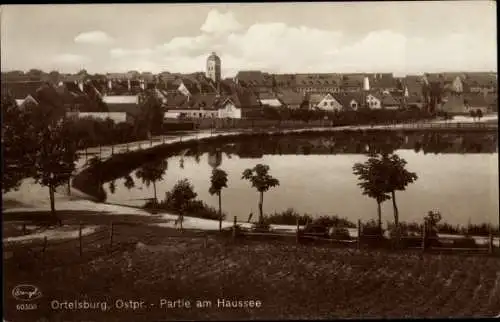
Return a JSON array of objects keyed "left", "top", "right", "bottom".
[{"left": 2, "top": 72, "right": 497, "bottom": 124}]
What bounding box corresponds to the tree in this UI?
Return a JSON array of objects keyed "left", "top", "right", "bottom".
[
  {"left": 136, "top": 90, "right": 164, "bottom": 138},
  {"left": 32, "top": 119, "right": 79, "bottom": 224},
  {"left": 241, "top": 164, "right": 280, "bottom": 224},
  {"left": 166, "top": 179, "right": 197, "bottom": 229},
  {"left": 209, "top": 168, "right": 228, "bottom": 231},
  {"left": 123, "top": 175, "right": 135, "bottom": 190},
  {"left": 109, "top": 180, "right": 116, "bottom": 194},
  {"left": 476, "top": 109, "right": 483, "bottom": 122},
  {"left": 135, "top": 159, "right": 168, "bottom": 203},
  {"left": 470, "top": 109, "right": 477, "bottom": 122},
  {"left": 378, "top": 153, "right": 418, "bottom": 229},
  {"left": 1, "top": 94, "right": 38, "bottom": 193},
  {"left": 352, "top": 158, "right": 392, "bottom": 234}
]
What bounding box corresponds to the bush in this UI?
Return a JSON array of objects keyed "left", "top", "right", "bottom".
[
  {"left": 362, "top": 220, "right": 384, "bottom": 236},
  {"left": 312, "top": 215, "right": 356, "bottom": 229},
  {"left": 252, "top": 221, "right": 271, "bottom": 232},
  {"left": 328, "top": 227, "right": 351, "bottom": 240},
  {"left": 451, "top": 237, "right": 477, "bottom": 248},
  {"left": 388, "top": 222, "right": 421, "bottom": 238},
  {"left": 265, "top": 208, "right": 312, "bottom": 226},
  {"left": 142, "top": 180, "right": 225, "bottom": 221}
]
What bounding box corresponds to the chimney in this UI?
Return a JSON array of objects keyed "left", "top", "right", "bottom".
[{"left": 363, "top": 76, "right": 370, "bottom": 91}]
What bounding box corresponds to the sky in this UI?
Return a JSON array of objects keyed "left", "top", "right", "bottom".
[{"left": 0, "top": 2, "right": 497, "bottom": 77}]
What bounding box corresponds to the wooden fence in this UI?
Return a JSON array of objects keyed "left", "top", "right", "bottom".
[{"left": 3, "top": 217, "right": 498, "bottom": 271}]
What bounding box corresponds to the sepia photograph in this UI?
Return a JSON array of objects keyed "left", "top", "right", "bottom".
[{"left": 1, "top": 1, "right": 499, "bottom": 321}]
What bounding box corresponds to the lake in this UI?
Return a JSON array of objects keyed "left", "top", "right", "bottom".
[{"left": 103, "top": 131, "right": 499, "bottom": 226}]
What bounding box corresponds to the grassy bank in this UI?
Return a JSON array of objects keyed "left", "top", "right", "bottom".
[{"left": 4, "top": 225, "right": 500, "bottom": 321}]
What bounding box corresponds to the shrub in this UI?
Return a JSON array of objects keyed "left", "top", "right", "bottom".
[
  {"left": 312, "top": 215, "right": 356, "bottom": 229},
  {"left": 185, "top": 200, "right": 225, "bottom": 221},
  {"left": 252, "top": 221, "right": 271, "bottom": 232},
  {"left": 328, "top": 227, "right": 351, "bottom": 240},
  {"left": 265, "top": 208, "right": 312, "bottom": 226},
  {"left": 452, "top": 237, "right": 477, "bottom": 248},
  {"left": 362, "top": 219, "right": 384, "bottom": 236},
  {"left": 388, "top": 222, "right": 421, "bottom": 238}
]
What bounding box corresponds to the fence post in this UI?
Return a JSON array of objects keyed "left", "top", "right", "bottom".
[
  {"left": 232, "top": 216, "right": 237, "bottom": 240},
  {"left": 111, "top": 144, "right": 114, "bottom": 156},
  {"left": 296, "top": 216, "right": 300, "bottom": 244},
  {"left": 357, "top": 219, "right": 362, "bottom": 250},
  {"left": 22, "top": 223, "right": 26, "bottom": 235},
  {"left": 162, "top": 135, "right": 166, "bottom": 144},
  {"left": 109, "top": 222, "right": 114, "bottom": 252},
  {"left": 79, "top": 223, "right": 83, "bottom": 256},
  {"left": 422, "top": 222, "right": 427, "bottom": 252}
]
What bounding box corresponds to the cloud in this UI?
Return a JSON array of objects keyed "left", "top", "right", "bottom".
[
  {"left": 101, "top": 9, "right": 496, "bottom": 75},
  {"left": 74, "top": 30, "right": 114, "bottom": 45},
  {"left": 52, "top": 54, "right": 89, "bottom": 65},
  {"left": 200, "top": 9, "right": 242, "bottom": 34},
  {"left": 110, "top": 48, "right": 153, "bottom": 58}
]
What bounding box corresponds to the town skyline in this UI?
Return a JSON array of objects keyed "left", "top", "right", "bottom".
[{"left": 1, "top": 2, "right": 497, "bottom": 76}]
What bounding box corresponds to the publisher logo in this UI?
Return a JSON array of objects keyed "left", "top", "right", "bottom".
[{"left": 12, "top": 284, "right": 42, "bottom": 301}]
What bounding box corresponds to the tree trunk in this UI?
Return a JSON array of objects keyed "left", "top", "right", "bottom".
[
  {"left": 377, "top": 201, "right": 382, "bottom": 234},
  {"left": 49, "top": 185, "right": 61, "bottom": 226},
  {"left": 258, "top": 191, "right": 264, "bottom": 224},
  {"left": 153, "top": 181, "right": 157, "bottom": 204},
  {"left": 67, "top": 179, "right": 71, "bottom": 196},
  {"left": 218, "top": 192, "right": 222, "bottom": 232},
  {"left": 391, "top": 190, "right": 399, "bottom": 227}
]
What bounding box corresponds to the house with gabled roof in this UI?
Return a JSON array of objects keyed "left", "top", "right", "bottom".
[
  {"left": 334, "top": 93, "right": 361, "bottom": 111},
  {"left": 308, "top": 93, "right": 343, "bottom": 111},
  {"left": 381, "top": 93, "right": 400, "bottom": 110},
  {"left": 365, "top": 92, "right": 382, "bottom": 109},
  {"left": 277, "top": 90, "right": 305, "bottom": 109}
]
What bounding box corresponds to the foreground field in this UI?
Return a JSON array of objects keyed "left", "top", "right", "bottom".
[{"left": 3, "top": 225, "right": 500, "bottom": 321}]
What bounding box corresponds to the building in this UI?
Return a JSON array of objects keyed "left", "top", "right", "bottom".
[
  {"left": 440, "top": 94, "right": 490, "bottom": 114},
  {"left": 102, "top": 95, "right": 141, "bottom": 122},
  {"left": 308, "top": 93, "right": 343, "bottom": 111},
  {"left": 276, "top": 90, "right": 305, "bottom": 109},
  {"left": 365, "top": 93, "right": 382, "bottom": 109},
  {"left": 294, "top": 74, "right": 342, "bottom": 93},
  {"left": 234, "top": 71, "right": 273, "bottom": 93},
  {"left": 206, "top": 52, "right": 221, "bottom": 83},
  {"left": 381, "top": 94, "right": 400, "bottom": 110},
  {"left": 66, "top": 111, "right": 129, "bottom": 124},
  {"left": 329, "top": 92, "right": 361, "bottom": 111},
  {"left": 258, "top": 92, "right": 283, "bottom": 108}
]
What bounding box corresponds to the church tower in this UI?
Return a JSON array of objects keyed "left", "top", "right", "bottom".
[{"left": 206, "top": 52, "right": 221, "bottom": 83}]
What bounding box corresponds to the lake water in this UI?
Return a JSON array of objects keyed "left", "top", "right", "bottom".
[{"left": 104, "top": 132, "right": 499, "bottom": 226}]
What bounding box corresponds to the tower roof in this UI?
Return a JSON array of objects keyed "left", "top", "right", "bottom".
[{"left": 207, "top": 52, "right": 220, "bottom": 62}]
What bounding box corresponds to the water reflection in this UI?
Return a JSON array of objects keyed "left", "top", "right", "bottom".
[
  {"left": 108, "top": 131, "right": 497, "bottom": 226},
  {"left": 184, "top": 132, "right": 497, "bottom": 160}
]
